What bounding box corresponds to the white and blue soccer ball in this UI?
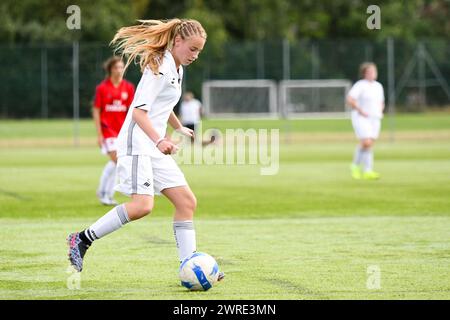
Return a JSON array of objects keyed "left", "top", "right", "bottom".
[{"left": 179, "top": 252, "right": 220, "bottom": 291}]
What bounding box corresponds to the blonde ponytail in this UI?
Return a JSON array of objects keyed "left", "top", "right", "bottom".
[{"left": 110, "top": 19, "right": 207, "bottom": 75}]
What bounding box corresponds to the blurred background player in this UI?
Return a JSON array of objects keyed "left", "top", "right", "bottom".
[
  {"left": 179, "top": 91, "right": 216, "bottom": 145},
  {"left": 347, "top": 62, "right": 385, "bottom": 180},
  {"left": 93, "top": 56, "right": 135, "bottom": 205}
]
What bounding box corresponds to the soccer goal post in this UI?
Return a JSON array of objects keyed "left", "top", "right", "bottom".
[
  {"left": 279, "top": 80, "right": 352, "bottom": 118},
  {"left": 202, "top": 80, "right": 278, "bottom": 118}
]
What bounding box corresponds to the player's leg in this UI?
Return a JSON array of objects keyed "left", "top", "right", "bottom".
[
  {"left": 102, "top": 151, "right": 118, "bottom": 205},
  {"left": 162, "top": 186, "right": 197, "bottom": 262},
  {"left": 350, "top": 114, "right": 366, "bottom": 179},
  {"left": 68, "top": 155, "right": 154, "bottom": 271},
  {"left": 97, "top": 160, "right": 115, "bottom": 203},
  {"left": 351, "top": 143, "right": 364, "bottom": 179},
  {"left": 162, "top": 184, "right": 225, "bottom": 281},
  {"left": 97, "top": 139, "right": 118, "bottom": 205},
  {"left": 361, "top": 138, "right": 379, "bottom": 179},
  {"left": 151, "top": 155, "right": 194, "bottom": 262},
  {"left": 154, "top": 156, "right": 224, "bottom": 281},
  {"left": 361, "top": 118, "right": 381, "bottom": 179},
  {"left": 67, "top": 194, "right": 153, "bottom": 272}
]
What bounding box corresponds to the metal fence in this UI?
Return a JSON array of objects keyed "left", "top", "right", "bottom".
[{"left": 0, "top": 38, "right": 449, "bottom": 119}]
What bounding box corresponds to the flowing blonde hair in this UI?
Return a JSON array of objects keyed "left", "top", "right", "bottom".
[{"left": 110, "top": 18, "right": 207, "bottom": 75}]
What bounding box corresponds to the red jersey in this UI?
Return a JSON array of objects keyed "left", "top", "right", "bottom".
[{"left": 94, "top": 79, "right": 135, "bottom": 138}]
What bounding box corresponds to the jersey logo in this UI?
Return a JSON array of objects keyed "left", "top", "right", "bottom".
[
  {"left": 121, "top": 91, "right": 128, "bottom": 100},
  {"left": 105, "top": 100, "right": 127, "bottom": 112}
]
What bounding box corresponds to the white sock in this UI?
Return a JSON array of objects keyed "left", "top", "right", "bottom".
[
  {"left": 85, "top": 204, "right": 130, "bottom": 241},
  {"left": 98, "top": 161, "right": 116, "bottom": 198},
  {"left": 362, "top": 148, "right": 374, "bottom": 172},
  {"left": 173, "top": 221, "right": 196, "bottom": 262},
  {"left": 353, "top": 145, "right": 363, "bottom": 165},
  {"left": 105, "top": 163, "right": 117, "bottom": 199}
]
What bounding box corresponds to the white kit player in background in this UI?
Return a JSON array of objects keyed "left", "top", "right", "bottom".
[
  {"left": 347, "top": 62, "right": 385, "bottom": 180},
  {"left": 67, "top": 19, "right": 224, "bottom": 282},
  {"left": 179, "top": 91, "right": 216, "bottom": 145},
  {"left": 180, "top": 91, "right": 202, "bottom": 131}
]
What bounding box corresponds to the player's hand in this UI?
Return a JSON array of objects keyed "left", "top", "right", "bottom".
[
  {"left": 156, "top": 139, "right": 177, "bottom": 155},
  {"left": 358, "top": 109, "right": 369, "bottom": 117},
  {"left": 176, "top": 126, "right": 194, "bottom": 138},
  {"left": 97, "top": 135, "right": 104, "bottom": 147}
]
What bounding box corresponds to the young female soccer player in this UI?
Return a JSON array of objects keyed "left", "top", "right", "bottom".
[
  {"left": 347, "top": 62, "right": 385, "bottom": 180},
  {"left": 67, "top": 19, "right": 224, "bottom": 281},
  {"left": 93, "top": 57, "right": 135, "bottom": 205}
]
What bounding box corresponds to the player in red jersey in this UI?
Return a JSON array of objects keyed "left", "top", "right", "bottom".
[{"left": 93, "top": 56, "right": 135, "bottom": 205}]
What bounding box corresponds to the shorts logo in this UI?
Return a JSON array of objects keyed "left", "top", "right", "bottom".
[{"left": 143, "top": 180, "right": 151, "bottom": 188}]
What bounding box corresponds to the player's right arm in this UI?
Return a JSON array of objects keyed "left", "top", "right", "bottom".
[
  {"left": 346, "top": 96, "right": 368, "bottom": 117},
  {"left": 132, "top": 108, "right": 177, "bottom": 155},
  {"left": 93, "top": 85, "right": 104, "bottom": 147},
  {"left": 347, "top": 83, "right": 368, "bottom": 117},
  {"left": 92, "top": 105, "right": 104, "bottom": 147}
]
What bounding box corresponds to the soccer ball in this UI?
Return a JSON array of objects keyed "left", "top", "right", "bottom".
[{"left": 179, "top": 252, "right": 220, "bottom": 291}]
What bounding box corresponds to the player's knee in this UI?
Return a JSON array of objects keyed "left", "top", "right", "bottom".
[
  {"left": 186, "top": 194, "right": 197, "bottom": 213},
  {"left": 176, "top": 194, "right": 196, "bottom": 215},
  {"left": 109, "top": 152, "right": 118, "bottom": 163},
  {"left": 140, "top": 204, "right": 153, "bottom": 216},
  {"left": 133, "top": 200, "right": 153, "bottom": 218},
  {"left": 362, "top": 139, "right": 373, "bottom": 149}
]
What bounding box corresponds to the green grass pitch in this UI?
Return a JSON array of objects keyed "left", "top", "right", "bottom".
[{"left": 0, "top": 113, "right": 449, "bottom": 299}]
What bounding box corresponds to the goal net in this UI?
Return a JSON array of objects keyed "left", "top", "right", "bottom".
[
  {"left": 279, "top": 80, "right": 352, "bottom": 118},
  {"left": 202, "top": 80, "right": 278, "bottom": 118}
]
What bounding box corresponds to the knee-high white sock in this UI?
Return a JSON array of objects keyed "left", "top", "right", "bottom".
[
  {"left": 98, "top": 161, "right": 116, "bottom": 198},
  {"left": 353, "top": 145, "right": 363, "bottom": 165},
  {"left": 105, "top": 163, "right": 117, "bottom": 199},
  {"left": 84, "top": 204, "right": 130, "bottom": 242},
  {"left": 173, "top": 221, "right": 196, "bottom": 262},
  {"left": 362, "top": 148, "right": 374, "bottom": 172}
]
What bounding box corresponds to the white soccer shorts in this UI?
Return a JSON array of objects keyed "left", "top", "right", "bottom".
[
  {"left": 115, "top": 154, "right": 188, "bottom": 196},
  {"left": 352, "top": 114, "right": 381, "bottom": 140},
  {"left": 101, "top": 137, "right": 118, "bottom": 154}
]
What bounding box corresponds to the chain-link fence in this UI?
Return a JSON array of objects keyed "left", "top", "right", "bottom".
[{"left": 1, "top": 38, "right": 449, "bottom": 118}]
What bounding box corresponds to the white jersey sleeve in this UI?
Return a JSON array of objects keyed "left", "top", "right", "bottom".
[
  {"left": 131, "top": 68, "right": 166, "bottom": 112},
  {"left": 348, "top": 80, "right": 363, "bottom": 100}
]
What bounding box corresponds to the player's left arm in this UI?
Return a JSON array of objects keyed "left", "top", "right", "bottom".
[{"left": 168, "top": 111, "right": 194, "bottom": 137}]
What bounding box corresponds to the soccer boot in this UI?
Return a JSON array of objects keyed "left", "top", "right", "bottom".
[
  {"left": 363, "top": 170, "right": 380, "bottom": 180},
  {"left": 351, "top": 164, "right": 362, "bottom": 180},
  {"left": 67, "top": 232, "right": 90, "bottom": 272}
]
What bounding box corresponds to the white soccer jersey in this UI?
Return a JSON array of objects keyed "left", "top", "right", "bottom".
[
  {"left": 348, "top": 79, "right": 384, "bottom": 119},
  {"left": 180, "top": 99, "right": 201, "bottom": 125},
  {"left": 116, "top": 51, "right": 183, "bottom": 158}
]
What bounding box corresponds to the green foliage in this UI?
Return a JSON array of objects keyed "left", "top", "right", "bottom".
[
  {"left": 0, "top": 0, "right": 135, "bottom": 43},
  {"left": 0, "top": 0, "right": 448, "bottom": 43}
]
